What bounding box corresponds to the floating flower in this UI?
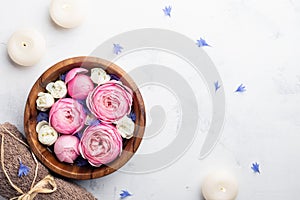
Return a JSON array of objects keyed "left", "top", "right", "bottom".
[
  {"left": 196, "top": 37, "right": 210, "bottom": 47},
  {"left": 54, "top": 135, "right": 80, "bottom": 163},
  {"left": 90, "top": 68, "right": 111, "bottom": 85},
  {"left": 113, "top": 44, "right": 123, "bottom": 55},
  {"left": 49, "top": 98, "right": 86, "bottom": 134},
  {"left": 214, "top": 81, "right": 221, "bottom": 92},
  {"left": 36, "top": 121, "right": 58, "bottom": 146},
  {"left": 163, "top": 6, "right": 172, "bottom": 17},
  {"left": 251, "top": 162, "right": 260, "bottom": 174},
  {"left": 65, "top": 68, "right": 88, "bottom": 83},
  {"left": 116, "top": 116, "right": 135, "bottom": 139},
  {"left": 120, "top": 190, "right": 132, "bottom": 199},
  {"left": 46, "top": 80, "right": 67, "bottom": 98},
  {"left": 86, "top": 81, "right": 133, "bottom": 123},
  {"left": 235, "top": 84, "right": 246, "bottom": 93},
  {"left": 65, "top": 68, "right": 94, "bottom": 100},
  {"left": 36, "top": 92, "right": 55, "bottom": 111},
  {"left": 18, "top": 158, "right": 30, "bottom": 177},
  {"left": 79, "top": 124, "right": 123, "bottom": 167}
]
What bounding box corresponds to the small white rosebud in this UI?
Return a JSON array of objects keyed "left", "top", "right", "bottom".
[
  {"left": 116, "top": 116, "right": 135, "bottom": 139},
  {"left": 46, "top": 80, "right": 67, "bottom": 98},
  {"left": 36, "top": 120, "right": 49, "bottom": 132},
  {"left": 36, "top": 92, "right": 55, "bottom": 111},
  {"left": 90, "top": 68, "right": 111, "bottom": 85},
  {"left": 36, "top": 121, "right": 58, "bottom": 146}
]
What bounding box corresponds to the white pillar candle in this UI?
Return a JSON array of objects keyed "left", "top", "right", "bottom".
[
  {"left": 50, "top": 0, "right": 87, "bottom": 29},
  {"left": 7, "top": 29, "right": 46, "bottom": 67},
  {"left": 202, "top": 171, "right": 238, "bottom": 200}
]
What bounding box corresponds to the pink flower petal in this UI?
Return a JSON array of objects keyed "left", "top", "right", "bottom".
[
  {"left": 54, "top": 135, "right": 80, "bottom": 163},
  {"left": 65, "top": 68, "right": 88, "bottom": 84},
  {"left": 86, "top": 81, "right": 133, "bottom": 123},
  {"left": 49, "top": 98, "right": 86, "bottom": 134},
  {"left": 79, "top": 124, "right": 122, "bottom": 166},
  {"left": 68, "top": 74, "right": 94, "bottom": 100}
]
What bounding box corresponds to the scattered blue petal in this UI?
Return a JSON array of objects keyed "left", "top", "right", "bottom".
[
  {"left": 214, "top": 81, "right": 221, "bottom": 92},
  {"left": 120, "top": 190, "right": 132, "bottom": 199},
  {"left": 37, "top": 112, "right": 49, "bottom": 123},
  {"left": 59, "top": 73, "right": 67, "bottom": 82},
  {"left": 110, "top": 74, "right": 120, "bottom": 81},
  {"left": 77, "top": 99, "right": 86, "bottom": 105},
  {"left": 113, "top": 44, "right": 123, "bottom": 55},
  {"left": 163, "top": 6, "right": 172, "bottom": 17},
  {"left": 235, "top": 84, "right": 246, "bottom": 93},
  {"left": 75, "top": 156, "right": 89, "bottom": 167},
  {"left": 77, "top": 99, "right": 90, "bottom": 114},
  {"left": 74, "top": 131, "right": 83, "bottom": 140},
  {"left": 89, "top": 119, "right": 101, "bottom": 126},
  {"left": 18, "top": 159, "right": 30, "bottom": 177},
  {"left": 129, "top": 112, "right": 136, "bottom": 122},
  {"left": 196, "top": 37, "right": 210, "bottom": 47},
  {"left": 251, "top": 162, "right": 260, "bottom": 174},
  {"left": 85, "top": 113, "right": 101, "bottom": 126}
]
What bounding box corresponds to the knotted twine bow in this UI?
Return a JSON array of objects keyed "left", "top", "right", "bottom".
[{"left": 0, "top": 125, "right": 57, "bottom": 200}]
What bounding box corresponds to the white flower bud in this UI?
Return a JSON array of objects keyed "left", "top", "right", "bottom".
[
  {"left": 46, "top": 80, "right": 67, "bottom": 98},
  {"left": 90, "top": 68, "right": 110, "bottom": 85},
  {"left": 36, "top": 121, "right": 58, "bottom": 146},
  {"left": 116, "top": 116, "right": 135, "bottom": 139},
  {"left": 36, "top": 92, "right": 55, "bottom": 111}
]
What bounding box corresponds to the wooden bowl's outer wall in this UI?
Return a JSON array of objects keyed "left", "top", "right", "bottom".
[{"left": 24, "top": 56, "right": 146, "bottom": 180}]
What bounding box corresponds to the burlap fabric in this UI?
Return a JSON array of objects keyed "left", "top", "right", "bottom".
[{"left": 0, "top": 123, "right": 97, "bottom": 200}]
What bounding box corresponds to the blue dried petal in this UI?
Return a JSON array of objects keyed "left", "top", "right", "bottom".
[
  {"left": 163, "top": 6, "right": 172, "bottom": 17},
  {"left": 18, "top": 159, "right": 30, "bottom": 177},
  {"left": 74, "top": 131, "right": 83, "bottom": 140},
  {"left": 120, "top": 190, "right": 132, "bottom": 199},
  {"left": 89, "top": 119, "right": 101, "bottom": 126},
  {"left": 75, "top": 156, "right": 89, "bottom": 167},
  {"left": 214, "top": 81, "right": 221, "bottom": 92},
  {"left": 235, "top": 84, "right": 246, "bottom": 93},
  {"left": 113, "top": 44, "right": 123, "bottom": 55},
  {"left": 59, "top": 73, "right": 67, "bottom": 82},
  {"left": 77, "top": 99, "right": 90, "bottom": 114},
  {"left": 251, "top": 162, "right": 260, "bottom": 174},
  {"left": 196, "top": 37, "right": 210, "bottom": 47},
  {"left": 110, "top": 74, "right": 120, "bottom": 81},
  {"left": 129, "top": 112, "right": 136, "bottom": 122},
  {"left": 37, "top": 112, "right": 49, "bottom": 122}
]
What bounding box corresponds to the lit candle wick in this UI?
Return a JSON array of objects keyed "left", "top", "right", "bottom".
[
  {"left": 220, "top": 187, "right": 226, "bottom": 192},
  {"left": 8, "top": 29, "right": 45, "bottom": 66}
]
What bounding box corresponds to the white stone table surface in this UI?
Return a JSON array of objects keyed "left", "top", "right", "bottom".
[{"left": 0, "top": 0, "right": 300, "bottom": 199}]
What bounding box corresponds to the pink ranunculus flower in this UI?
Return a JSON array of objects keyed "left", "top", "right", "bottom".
[
  {"left": 79, "top": 124, "right": 123, "bottom": 167},
  {"left": 49, "top": 98, "right": 86, "bottom": 134},
  {"left": 65, "top": 67, "right": 94, "bottom": 100},
  {"left": 54, "top": 135, "right": 80, "bottom": 163},
  {"left": 86, "top": 81, "right": 133, "bottom": 123}
]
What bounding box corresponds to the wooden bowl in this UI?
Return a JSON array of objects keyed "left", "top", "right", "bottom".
[{"left": 24, "top": 56, "right": 146, "bottom": 180}]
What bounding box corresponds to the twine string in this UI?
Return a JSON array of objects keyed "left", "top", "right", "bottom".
[{"left": 0, "top": 125, "right": 57, "bottom": 200}]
